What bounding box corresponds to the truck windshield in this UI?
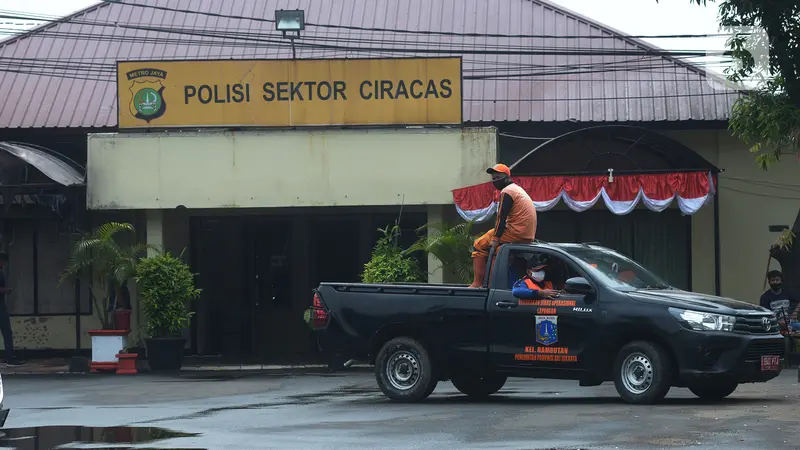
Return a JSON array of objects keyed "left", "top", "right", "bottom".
[{"left": 560, "top": 247, "right": 672, "bottom": 291}]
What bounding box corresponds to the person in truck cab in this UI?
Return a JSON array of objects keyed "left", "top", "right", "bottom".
[
  {"left": 469, "top": 164, "right": 537, "bottom": 288},
  {"left": 511, "top": 259, "right": 561, "bottom": 300}
]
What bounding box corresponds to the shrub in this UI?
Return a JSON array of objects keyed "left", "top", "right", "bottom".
[
  {"left": 361, "top": 226, "right": 424, "bottom": 284},
  {"left": 136, "top": 251, "right": 200, "bottom": 338}
]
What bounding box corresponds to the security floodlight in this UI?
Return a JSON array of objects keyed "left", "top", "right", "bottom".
[
  {"left": 275, "top": 10, "right": 305, "bottom": 32},
  {"left": 276, "top": 10, "right": 304, "bottom": 59}
]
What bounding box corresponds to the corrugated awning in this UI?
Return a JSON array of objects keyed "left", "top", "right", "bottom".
[{"left": 0, "top": 142, "right": 85, "bottom": 186}]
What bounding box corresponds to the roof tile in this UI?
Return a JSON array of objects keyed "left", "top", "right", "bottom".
[{"left": 0, "top": 0, "right": 740, "bottom": 128}]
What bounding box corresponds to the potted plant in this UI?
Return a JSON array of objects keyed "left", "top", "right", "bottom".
[
  {"left": 360, "top": 225, "right": 424, "bottom": 284},
  {"left": 406, "top": 219, "right": 479, "bottom": 284},
  {"left": 136, "top": 250, "right": 199, "bottom": 371},
  {"left": 60, "top": 222, "right": 150, "bottom": 372}
]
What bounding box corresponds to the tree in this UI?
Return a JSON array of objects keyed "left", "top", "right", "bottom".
[{"left": 658, "top": 0, "right": 800, "bottom": 167}]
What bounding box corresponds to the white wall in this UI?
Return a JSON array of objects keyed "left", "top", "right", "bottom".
[{"left": 87, "top": 128, "right": 497, "bottom": 210}]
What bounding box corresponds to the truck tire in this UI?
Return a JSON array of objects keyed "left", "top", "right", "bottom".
[
  {"left": 375, "top": 337, "right": 438, "bottom": 402},
  {"left": 450, "top": 373, "right": 507, "bottom": 398},
  {"left": 613, "top": 341, "right": 673, "bottom": 405},
  {"left": 688, "top": 383, "right": 738, "bottom": 401}
]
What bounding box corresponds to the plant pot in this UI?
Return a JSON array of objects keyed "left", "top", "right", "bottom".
[
  {"left": 88, "top": 330, "right": 130, "bottom": 373},
  {"left": 115, "top": 353, "right": 138, "bottom": 375},
  {"left": 114, "top": 310, "right": 131, "bottom": 331},
  {"left": 145, "top": 337, "right": 186, "bottom": 371}
]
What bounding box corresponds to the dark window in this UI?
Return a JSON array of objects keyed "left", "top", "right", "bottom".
[{"left": 5, "top": 220, "right": 91, "bottom": 316}]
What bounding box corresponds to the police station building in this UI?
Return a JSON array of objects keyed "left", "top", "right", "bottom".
[{"left": 0, "top": 0, "right": 794, "bottom": 362}]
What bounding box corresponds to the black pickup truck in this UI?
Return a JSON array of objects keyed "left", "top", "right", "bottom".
[{"left": 309, "top": 242, "right": 785, "bottom": 405}]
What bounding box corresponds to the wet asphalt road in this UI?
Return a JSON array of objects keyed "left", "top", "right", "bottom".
[{"left": 2, "top": 369, "right": 800, "bottom": 449}]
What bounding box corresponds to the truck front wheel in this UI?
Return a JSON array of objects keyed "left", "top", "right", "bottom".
[
  {"left": 375, "top": 337, "right": 438, "bottom": 402},
  {"left": 688, "top": 383, "right": 738, "bottom": 401},
  {"left": 613, "top": 341, "right": 673, "bottom": 405},
  {"left": 450, "top": 373, "right": 507, "bottom": 398}
]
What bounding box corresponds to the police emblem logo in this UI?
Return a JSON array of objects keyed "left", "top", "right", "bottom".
[
  {"left": 535, "top": 315, "right": 558, "bottom": 346},
  {"left": 126, "top": 68, "right": 168, "bottom": 123}
]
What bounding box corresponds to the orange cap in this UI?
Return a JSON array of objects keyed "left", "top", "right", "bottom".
[{"left": 486, "top": 164, "right": 511, "bottom": 177}]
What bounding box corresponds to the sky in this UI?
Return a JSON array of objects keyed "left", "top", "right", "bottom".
[{"left": 0, "top": 0, "right": 728, "bottom": 73}]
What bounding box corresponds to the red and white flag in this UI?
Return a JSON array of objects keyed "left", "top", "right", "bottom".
[{"left": 452, "top": 171, "right": 716, "bottom": 222}]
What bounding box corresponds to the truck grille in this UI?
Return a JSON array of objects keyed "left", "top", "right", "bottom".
[
  {"left": 744, "top": 340, "right": 785, "bottom": 361},
  {"left": 733, "top": 315, "right": 780, "bottom": 334}
]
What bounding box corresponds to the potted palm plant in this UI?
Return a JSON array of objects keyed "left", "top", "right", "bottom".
[
  {"left": 136, "top": 250, "right": 199, "bottom": 371},
  {"left": 60, "top": 222, "right": 150, "bottom": 372},
  {"left": 406, "top": 219, "right": 478, "bottom": 284}
]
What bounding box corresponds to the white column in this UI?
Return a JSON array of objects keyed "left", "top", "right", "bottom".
[
  {"left": 427, "top": 205, "right": 445, "bottom": 284},
  {"left": 137, "top": 209, "right": 165, "bottom": 344},
  {"left": 145, "top": 209, "right": 164, "bottom": 257}
]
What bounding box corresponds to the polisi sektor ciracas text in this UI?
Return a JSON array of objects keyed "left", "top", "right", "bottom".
[{"left": 183, "top": 78, "right": 455, "bottom": 104}]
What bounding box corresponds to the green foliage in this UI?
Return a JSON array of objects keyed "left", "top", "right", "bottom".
[
  {"left": 60, "top": 222, "right": 152, "bottom": 329},
  {"left": 136, "top": 250, "right": 200, "bottom": 338},
  {"left": 406, "top": 220, "right": 478, "bottom": 284},
  {"left": 730, "top": 79, "right": 800, "bottom": 170},
  {"left": 361, "top": 225, "right": 424, "bottom": 284}
]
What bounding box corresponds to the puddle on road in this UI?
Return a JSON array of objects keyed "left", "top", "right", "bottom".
[{"left": 0, "top": 426, "right": 199, "bottom": 449}]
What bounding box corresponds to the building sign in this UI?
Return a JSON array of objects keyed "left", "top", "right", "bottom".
[{"left": 117, "top": 58, "right": 462, "bottom": 129}]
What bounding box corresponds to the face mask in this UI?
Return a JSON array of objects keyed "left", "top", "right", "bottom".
[
  {"left": 492, "top": 178, "right": 510, "bottom": 190},
  {"left": 529, "top": 271, "right": 545, "bottom": 282},
  {"left": 770, "top": 283, "right": 782, "bottom": 291}
]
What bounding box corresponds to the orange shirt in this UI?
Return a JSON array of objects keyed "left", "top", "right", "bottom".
[{"left": 524, "top": 278, "right": 553, "bottom": 290}]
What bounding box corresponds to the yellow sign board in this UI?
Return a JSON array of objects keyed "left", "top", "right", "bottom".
[{"left": 117, "top": 58, "right": 462, "bottom": 128}]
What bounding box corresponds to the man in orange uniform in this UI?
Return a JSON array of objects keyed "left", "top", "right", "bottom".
[
  {"left": 469, "top": 164, "right": 538, "bottom": 288},
  {"left": 512, "top": 262, "right": 561, "bottom": 300}
]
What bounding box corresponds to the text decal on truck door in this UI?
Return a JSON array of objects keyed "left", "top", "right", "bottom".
[
  {"left": 535, "top": 315, "right": 558, "bottom": 345},
  {"left": 515, "top": 346, "right": 578, "bottom": 362},
  {"left": 520, "top": 299, "right": 577, "bottom": 307}
]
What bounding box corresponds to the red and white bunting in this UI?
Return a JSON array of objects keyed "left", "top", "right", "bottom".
[{"left": 453, "top": 171, "right": 716, "bottom": 222}]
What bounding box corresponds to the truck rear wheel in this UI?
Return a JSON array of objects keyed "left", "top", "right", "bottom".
[
  {"left": 375, "top": 337, "right": 438, "bottom": 402},
  {"left": 613, "top": 341, "right": 673, "bottom": 405},
  {"left": 688, "top": 383, "right": 738, "bottom": 401},
  {"left": 450, "top": 373, "right": 507, "bottom": 398}
]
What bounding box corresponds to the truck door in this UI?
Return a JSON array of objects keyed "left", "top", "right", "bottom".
[{"left": 489, "top": 248, "right": 599, "bottom": 373}]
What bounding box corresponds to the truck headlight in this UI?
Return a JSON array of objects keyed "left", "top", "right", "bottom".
[{"left": 669, "top": 307, "right": 735, "bottom": 332}]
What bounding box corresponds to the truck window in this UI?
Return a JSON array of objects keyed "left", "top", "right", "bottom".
[
  {"left": 560, "top": 247, "right": 671, "bottom": 290},
  {"left": 507, "top": 250, "right": 583, "bottom": 291}
]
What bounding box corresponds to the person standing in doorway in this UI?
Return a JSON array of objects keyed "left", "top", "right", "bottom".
[
  {"left": 469, "top": 164, "right": 537, "bottom": 288},
  {"left": 0, "top": 253, "right": 22, "bottom": 366}
]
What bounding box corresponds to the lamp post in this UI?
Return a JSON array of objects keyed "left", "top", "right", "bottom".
[{"left": 275, "top": 9, "right": 305, "bottom": 59}]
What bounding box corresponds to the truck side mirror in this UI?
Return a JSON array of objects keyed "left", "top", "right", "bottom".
[{"left": 565, "top": 277, "right": 594, "bottom": 295}]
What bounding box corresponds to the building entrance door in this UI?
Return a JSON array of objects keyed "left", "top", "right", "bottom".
[{"left": 246, "top": 220, "right": 293, "bottom": 362}]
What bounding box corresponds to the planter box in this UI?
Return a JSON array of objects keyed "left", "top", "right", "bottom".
[
  {"left": 116, "top": 353, "right": 138, "bottom": 375},
  {"left": 88, "top": 330, "right": 130, "bottom": 373}
]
